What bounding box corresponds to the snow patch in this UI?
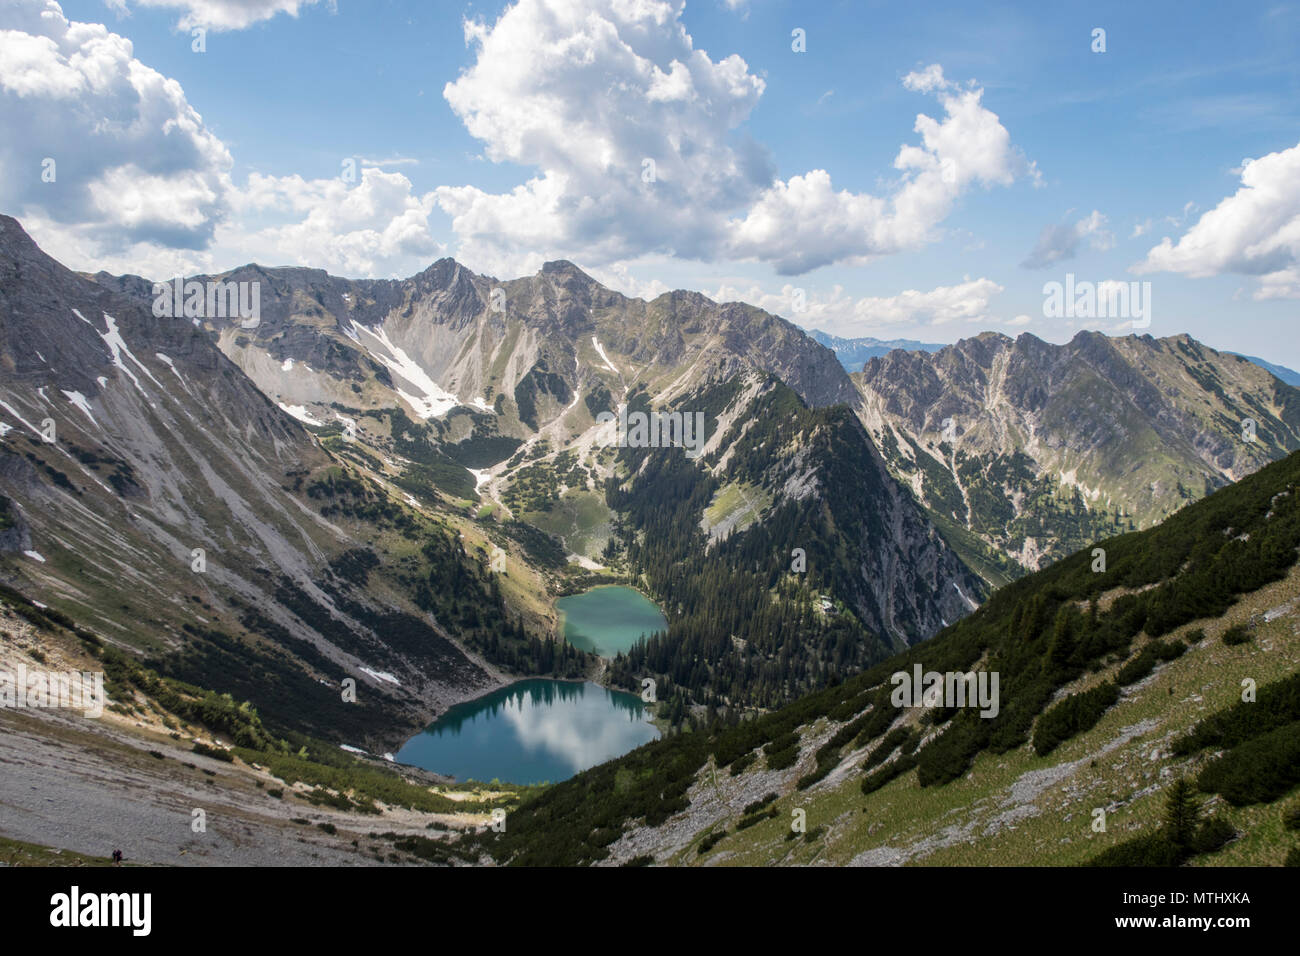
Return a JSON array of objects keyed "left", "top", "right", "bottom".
[
  {"left": 154, "top": 353, "right": 189, "bottom": 390},
  {"left": 99, "top": 313, "right": 163, "bottom": 396},
  {"left": 0, "top": 400, "right": 43, "bottom": 439},
  {"left": 278, "top": 403, "right": 324, "bottom": 427},
  {"left": 353, "top": 323, "right": 460, "bottom": 418},
  {"left": 60, "top": 390, "right": 98, "bottom": 427},
  {"left": 281, "top": 357, "right": 294, "bottom": 372},
  {"left": 952, "top": 581, "right": 979, "bottom": 611},
  {"left": 360, "top": 666, "right": 401, "bottom": 686},
  {"left": 592, "top": 336, "right": 619, "bottom": 374},
  {"left": 23, "top": 550, "right": 45, "bottom": 563}
]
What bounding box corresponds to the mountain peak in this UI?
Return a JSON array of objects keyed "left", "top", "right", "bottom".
[
  {"left": 0, "top": 214, "right": 43, "bottom": 260},
  {"left": 539, "top": 259, "right": 593, "bottom": 281}
]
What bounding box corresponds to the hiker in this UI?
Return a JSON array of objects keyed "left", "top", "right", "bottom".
[{"left": 112, "top": 849, "right": 123, "bottom": 866}]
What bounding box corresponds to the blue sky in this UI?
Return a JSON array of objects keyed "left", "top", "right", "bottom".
[{"left": 5, "top": 0, "right": 1300, "bottom": 366}]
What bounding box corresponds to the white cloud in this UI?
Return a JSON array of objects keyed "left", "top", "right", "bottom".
[
  {"left": 0, "top": 0, "right": 232, "bottom": 251},
  {"left": 724, "top": 65, "right": 1036, "bottom": 273},
  {"left": 713, "top": 276, "right": 1004, "bottom": 336},
  {"left": 127, "top": 0, "right": 325, "bottom": 32},
  {"left": 0, "top": 1, "right": 441, "bottom": 279},
  {"left": 1135, "top": 141, "right": 1300, "bottom": 298},
  {"left": 434, "top": 4, "right": 1032, "bottom": 276},
  {"left": 230, "top": 167, "right": 444, "bottom": 276},
  {"left": 433, "top": 0, "right": 774, "bottom": 275},
  {"left": 3, "top": 0, "right": 1035, "bottom": 289},
  {"left": 1021, "top": 209, "right": 1113, "bottom": 269}
]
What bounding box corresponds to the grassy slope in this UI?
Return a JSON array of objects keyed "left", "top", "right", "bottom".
[
  {"left": 467, "top": 448, "right": 1300, "bottom": 866},
  {"left": 683, "top": 563, "right": 1299, "bottom": 866}
]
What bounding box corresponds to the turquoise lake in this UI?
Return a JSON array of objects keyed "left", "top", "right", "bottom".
[
  {"left": 394, "top": 679, "right": 658, "bottom": 784},
  {"left": 556, "top": 585, "right": 668, "bottom": 658}
]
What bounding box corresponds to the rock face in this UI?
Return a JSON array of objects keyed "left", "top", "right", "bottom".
[
  {"left": 0, "top": 215, "right": 499, "bottom": 748},
  {"left": 854, "top": 330, "right": 1300, "bottom": 577},
  {"left": 95, "top": 257, "right": 856, "bottom": 454}
]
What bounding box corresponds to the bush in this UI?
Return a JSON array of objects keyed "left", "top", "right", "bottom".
[
  {"left": 1088, "top": 834, "right": 1184, "bottom": 867},
  {"left": 1222, "top": 625, "right": 1252, "bottom": 646},
  {"left": 1033, "top": 682, "right": 1120, "bottom": 756},
  {"left": 1190, "top": 818, "right": 1236, "bottom": 855},
  {"left": 736, "top": 807, "right": 779, "bottom": 830},
  {"left": 765, "top": 743, "right": 799, "bottom": 771},
  {"left": 192, "top": 742, "right": 234, "bottom": 763},
  {"left": 742, "top": 793, "right": 778, "bottom": 816},
  {"left": 728, "top": 751, "right": 758, "bottom": 776},
  {"left": 1285, "top": 847, "right": 1300, "bottom": 867},
  {"left": 1116, "top": 640, "right": 1186, "bottom": 686},
  {"left": 1176, "top": 672, "right": 1300, "bottom": 755},
  {"left": 1197, "top": 721, "right": 1300, "bottom": 805},
  {"left": 1283, "top": 805, "right": 1300, "bottom": 831},
  {"left": 697, "top": 831, "right": 726, "bottom": 855}
]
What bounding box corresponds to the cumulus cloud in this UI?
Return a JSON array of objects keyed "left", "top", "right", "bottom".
[
  {"left": 433, "top": 0, "right": 773, "bottom": 275},
  {"left": 230, "top": 167, "right": 444, "bottom": 276},
  {"left": 435, "top": 3, "right": 1033, "bottom": 276},
  {"left": 3, "top": 0, "right": 1034, "bottom": 286},
  {"left": 712, "top": 276, "right": 1004, "bottom": 337},
  {"left": 0, "top": 1, "right": 443, "bottom": 278},
  {"left": 124, "top": 0, "right": 325, "bottom": 32},
  {"left": 1021, "top": 210, "right": 1113, "bottom": 269},
  {"left": 1134, "top": 141, "right": 1300, "bottom": 298},
  {"left": 0, "top": 0, "right": 233, "bottom": 251}
]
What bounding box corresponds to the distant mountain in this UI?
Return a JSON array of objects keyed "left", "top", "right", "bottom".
[
  {"left": 1231, "top": 353, "right": 1300, "bottom": 387},
  {"left": 96, "top": 260, "right": 857, "bottom": 456},
  {"left": 853, "top": 330, "right": 1300, "bottom": 579},
  {"left": 807, "top": 329, "right": 945, "bottom": 372}
]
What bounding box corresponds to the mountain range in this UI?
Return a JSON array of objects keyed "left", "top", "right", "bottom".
[{"left": 3, "top": 214, "right": 1299, "bottom": 867}]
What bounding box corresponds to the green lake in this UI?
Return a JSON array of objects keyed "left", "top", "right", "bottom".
[
  {"left": 394, "top": 679, "right": 657, "bottom": 784},
  {"left": 556, "top": 585, "right": 668, "bottom": 658}
]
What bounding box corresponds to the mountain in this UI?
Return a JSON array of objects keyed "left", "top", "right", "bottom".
[
  {"left": 95, "top": 259, "right": 857, "bottom": 457},
  {"left": 462, "top": 447, "right": 1300, "bottom": 866},
  {"left": 1232, "top": 353, "right": 1300, "bottom": 388},
  {"left": 852, "top": 330, "right": 1300, "bottom": 580},
  {"left": 90, "top": 250, "right": 983, "bottom": 712},
  {"left": 807, "top": 329, "right": 945, "bottom": 372},
  {"left": 0, "top": 215, "right": 582, "bottom": 752},
  {"left": 600, "top": 372, "right": 984, "bottom": 710},
  {"left": 3, "top": 217, "right": 979, "bottom": 737}
]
